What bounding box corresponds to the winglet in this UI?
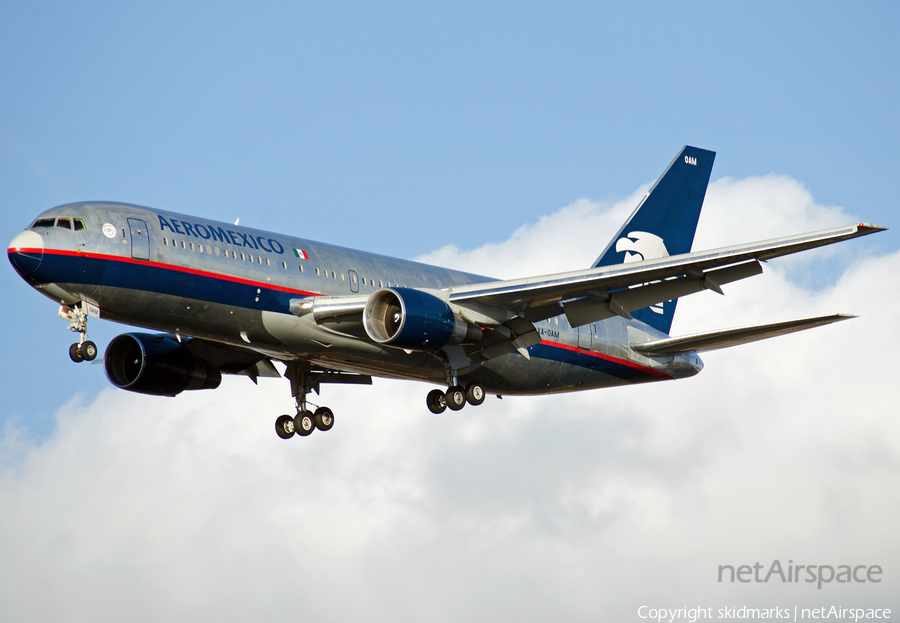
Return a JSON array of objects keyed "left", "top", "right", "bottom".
[{"left": 857, "top": 223, "right": 888, "bottom": 234}]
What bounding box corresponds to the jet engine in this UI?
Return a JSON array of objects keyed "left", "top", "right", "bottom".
[
  {"left": 363, "top": 287, "right": 481, "bottom": 350},
  {"left": 104, "top": 333, "right": 221, "bottom": 396}
]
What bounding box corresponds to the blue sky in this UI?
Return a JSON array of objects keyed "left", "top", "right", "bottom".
[
  {"left": 4, "top": 0, "right": 898, "bottom": 447},
  {"left": 1, "top": 4, "right": 898, "bottom": 619}
]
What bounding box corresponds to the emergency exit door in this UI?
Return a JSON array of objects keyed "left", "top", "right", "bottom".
[{"left": 577, "top": 323, "right": 593, "bottom": 350}]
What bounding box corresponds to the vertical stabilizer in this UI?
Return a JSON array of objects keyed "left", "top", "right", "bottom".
[{"left": 592, "top": 146, "right": 715, "bottom": 334}]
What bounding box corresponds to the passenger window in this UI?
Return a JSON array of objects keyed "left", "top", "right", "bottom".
[
  {"left": 206, "top": 245, "right": 212, "bottom": 254},
  {"left": 56, "top": 218, "right": 72, "bottom": 229},
  {"left": 299, "top": 265, "right": 303, "bottom": 273},
  {"left": 31, "top": 218, "right": 56, "bottom": 228},
  {"left": 315, "top": 268, "right": 320, "bottom": 276},
  {"left": 190, "top": 242, "right": 195, "bottom": 251},
  {"left": 199, "top": 244, "right": 204, "bottom": 253},
  {"left": 215, "top": 247, "right": 220, "bottom": 256},
  {"left": 73, "top": 218, "right": 86, "bottom": 231},
  {"left": 281, "top": 261, "right": 286, "bottom": 269},
  {"left": 163, "top": 238, "right": 168, "bottom": 246},
  {"left": 340, "top": 272, "right": 345, "bottom": 281}
]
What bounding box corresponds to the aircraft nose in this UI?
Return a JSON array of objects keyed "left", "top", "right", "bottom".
[{"left": 8, "top": 230, "right": 44, "bottom": 276}]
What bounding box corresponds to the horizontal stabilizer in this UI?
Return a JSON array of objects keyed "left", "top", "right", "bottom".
[{"left": 631, "top": 314, "right": 855, "bottom": 356}]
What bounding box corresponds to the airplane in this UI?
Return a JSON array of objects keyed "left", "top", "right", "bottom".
[{"left": 7, "top": 146, "right": 886, "bottom": 440}]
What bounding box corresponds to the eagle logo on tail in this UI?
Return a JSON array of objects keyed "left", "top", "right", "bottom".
[{"left": 615, "top": 231, "right": 670, "bottom": 314}]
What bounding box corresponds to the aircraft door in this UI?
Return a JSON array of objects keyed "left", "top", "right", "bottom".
[
  {"left": 127, "top": 218, "right": 150, "bottom": 261},
  {"left": 349, "top": 270, "right": 359, "bottom": 293},
  {"left": 577, "top": 323, "right": 593, "bottom": 351}
]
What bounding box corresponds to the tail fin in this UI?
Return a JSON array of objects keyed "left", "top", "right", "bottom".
[{"left": 592, "top": 145, "right": 716, "bottom": 334}]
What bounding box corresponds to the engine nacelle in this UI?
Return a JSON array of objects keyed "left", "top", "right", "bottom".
[
  {"left": 363, "top": 287, "right": 481, "bottom": 350},
  {"left": 104, "top": 333, "right": 221, "bottom": 397}
]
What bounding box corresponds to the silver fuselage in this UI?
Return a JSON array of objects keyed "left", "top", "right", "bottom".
[{"left": 8, "top": 202, "right": 703, "bottom": 394}]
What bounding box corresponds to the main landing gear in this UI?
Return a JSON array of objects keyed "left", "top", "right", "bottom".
[
  {"left": 275, "top": 361, "right": 337, "bottom": 440},
  {"left": 61, "top": 302, "right": 98, "bottom": 363},
  {"left": 426, "top": 381, "right": 486, "bottom": 414},
  {"left": 275, "top": 407, "right": 334, "bottom": 440}
]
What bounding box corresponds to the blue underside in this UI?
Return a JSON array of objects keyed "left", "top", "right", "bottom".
[
  {"left": 17, "top": 251, "right": 661, "bottom": 382},
  {"left": 27, "top": 251, "right": 300, "bottom": 313}
]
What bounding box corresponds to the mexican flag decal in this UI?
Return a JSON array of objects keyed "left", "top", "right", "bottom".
[{"left": 293, "top": 248, "right": 309, "bottom": 260}]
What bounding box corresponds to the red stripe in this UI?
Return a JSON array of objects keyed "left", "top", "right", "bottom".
[
  {"left": 12, "top": 247, "right": 671, "bottom": 380},
  {"left": 10, "top": 247, "right": 323, "bottom": 297},
  {"left": 541, "top": 339, "right": 671, "bottom": 378}
]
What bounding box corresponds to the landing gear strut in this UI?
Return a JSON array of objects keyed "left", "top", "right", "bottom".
[
  {"left": 274, "top": 361, "right": 337, "bottom": 440},
  {"left": 61, "top": 302, "right": 98, "bottom": 363}
]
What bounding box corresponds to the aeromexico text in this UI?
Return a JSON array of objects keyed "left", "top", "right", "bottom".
[{"left": 157, "top": 216, "right": 286, "bottom": 255}]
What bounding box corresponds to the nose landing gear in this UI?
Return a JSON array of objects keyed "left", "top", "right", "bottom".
[
  {"left": 61, "top": 302, "right": 99, "bottom": 362},
  {"left": 68, "top": 340, "right": 98, "bottom": 362}
]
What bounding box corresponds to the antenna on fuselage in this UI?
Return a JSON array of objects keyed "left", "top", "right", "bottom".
[{"left": 234, "top": 218, "right": 240, "bottom": 226}]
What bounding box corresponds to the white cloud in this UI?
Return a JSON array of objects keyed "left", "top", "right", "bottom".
[
  {"left": 1, "top": 176, "right": 897, "bottom": 621},
  {"left": 415, "top": 187, "right": 647, "bottom": 278}
]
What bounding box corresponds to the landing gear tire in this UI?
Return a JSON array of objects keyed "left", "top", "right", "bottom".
[
  {"left": 426, "top": 389, "right": 448, "bottom": 414},
  {"left": 69, "top": 343, "right": 84, "bottom": 363},
  {"left": 81, "top": 340, "right": 98, "bottom": 361},
  {"left": 275, "top": 415, "right": 295, "bottom": 439},
  {"left": 314, "top": 407, "right": 335, "bottom": 431},
  {"left": 445, "top": 385, "right": 466, "bottom": 411},
  {"left": 294, "top": 410, "right": 316, "bottom": 437},
  {"left": 465, "top": 382, "right": 485, "bottom": 406}
]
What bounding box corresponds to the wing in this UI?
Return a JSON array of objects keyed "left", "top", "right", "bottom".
[
  {"left": 179, "top": 336, "right": 372, "bottom": 387},
  {"left": 287, "top": 223, "right": 884, "bottom": 363},
  {"left": 447, "top": 223, "right": 885, "bottom": 327}
]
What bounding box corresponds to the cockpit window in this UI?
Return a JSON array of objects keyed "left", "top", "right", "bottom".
[{"left": 29, "top": 217, "right": 87, "bottom": 231}]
